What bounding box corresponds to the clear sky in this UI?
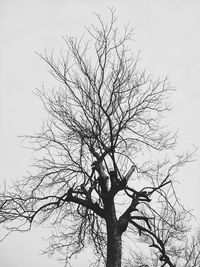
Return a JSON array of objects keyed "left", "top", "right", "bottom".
[{"left": 0, "top": 0, "right": 200, "bottom": 266}]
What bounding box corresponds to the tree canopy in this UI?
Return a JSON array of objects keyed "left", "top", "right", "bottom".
[{"left": 0, "top": 9, "right": 198, "bottom": 267}]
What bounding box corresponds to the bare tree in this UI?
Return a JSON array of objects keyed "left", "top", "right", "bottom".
[{"left": 0, "top": 9, "right": 196, "bottom": 267}]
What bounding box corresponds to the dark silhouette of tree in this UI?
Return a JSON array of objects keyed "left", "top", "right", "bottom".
[{"left": 0, "top": 9, "right": 197, "bottom": 267}]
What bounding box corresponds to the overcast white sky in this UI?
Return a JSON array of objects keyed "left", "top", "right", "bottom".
[{"left": 0, "top": 1, "right": 200, "bottom": 266}]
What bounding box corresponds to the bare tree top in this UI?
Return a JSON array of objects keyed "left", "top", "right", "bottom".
[{"left": 0, "top": 9, "right": 197, "bottom": 267}]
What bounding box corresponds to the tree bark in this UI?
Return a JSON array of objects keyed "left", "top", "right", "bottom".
[
  {"left": 105, "top": 198, "right": 122, "bottom": 267},
  {"left": 106, "top": 223, "right": 122, "bottom": 267}
]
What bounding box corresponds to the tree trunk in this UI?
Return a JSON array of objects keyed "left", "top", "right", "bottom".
[
  {"left": 106, "top": 222, "right": 122, "bottom": 267},
  {"left": 105, "top": 198, "right": 122, "bottom": 267}
]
